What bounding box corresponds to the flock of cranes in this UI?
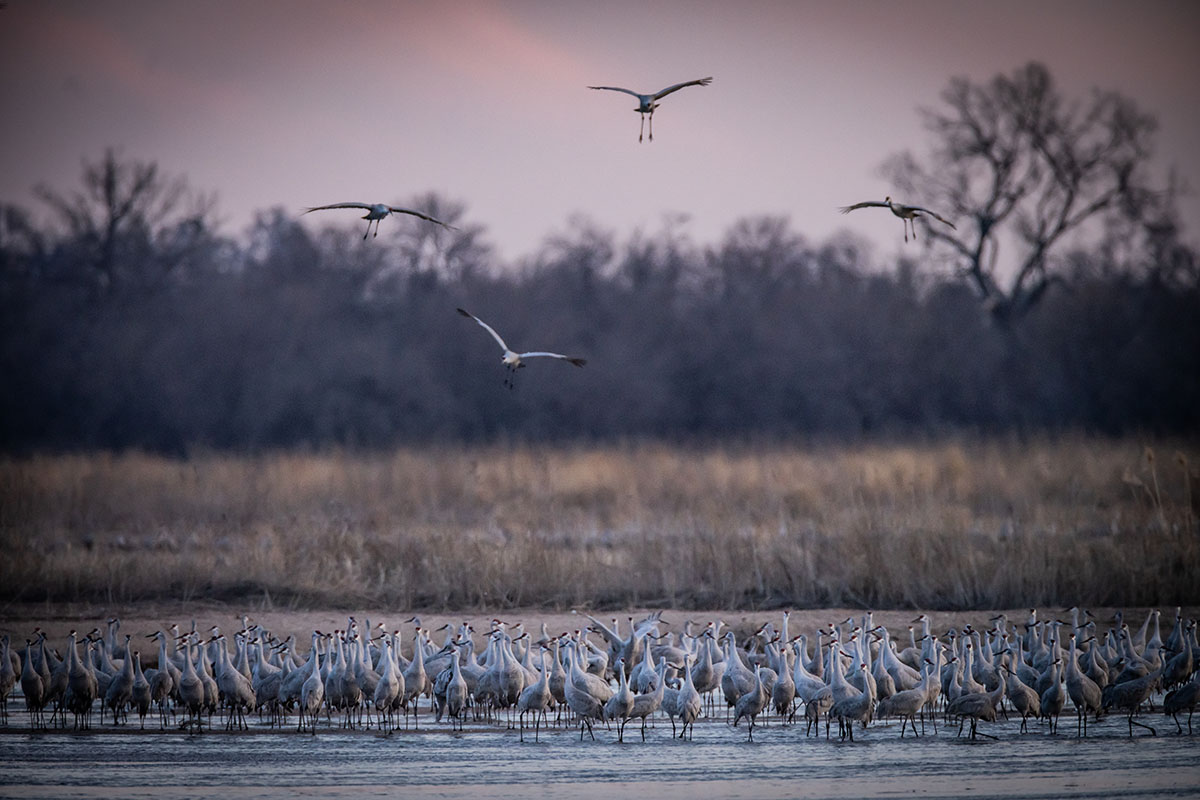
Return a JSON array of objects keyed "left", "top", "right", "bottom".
[
  {"left": 3, "top": 606, "right": 1196, "bottom": 743},
  {"left": 299, "top": 76, "right": 958, "bottom": 386}
]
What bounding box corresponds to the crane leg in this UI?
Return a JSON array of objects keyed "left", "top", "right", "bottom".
[{"left": 639, "top": 113, "right": 645, "bottom": 144}]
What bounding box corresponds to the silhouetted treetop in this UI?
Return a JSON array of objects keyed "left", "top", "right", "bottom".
[{"left": 885, "top": 62, "right": 1177, "bottom": 324}]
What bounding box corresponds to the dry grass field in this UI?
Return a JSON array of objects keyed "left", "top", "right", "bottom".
[{"left": 1, "top": 438, "right": 1197, "bottom": 611}]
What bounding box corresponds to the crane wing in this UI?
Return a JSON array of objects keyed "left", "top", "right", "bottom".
[
  {"left": 302, "top": 203, "right": 372, "bottom": 213},
  {"left": 909, "top": 206, "right": 957, "bottom": 229},
  {"left": 519, "top": 352, "right": 586, "bottom": 367},
  {"left": 652, "top": 76, "right": 713, "bottom": 100},
  {"left": 386, "top": 206, "right": 458, "bottom": 230},
  {"left": 632, "top": 610, "right": 664, "bottom": 638},
  {"left": 587, "top": 85, "right": 643, "bottom": 99},
  {"left": 576, "top": 612, "right": 623, "bottom": 646},
  {"left": 838, "top": 201, "right": 889, "bottom": 214},
  {"left": 456, "top": 308, "right": 509, "bottom": 352}
]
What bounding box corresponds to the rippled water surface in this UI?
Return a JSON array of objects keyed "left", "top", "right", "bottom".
[{"left": 2, "top": 709, "right": 1198, "bottom": 800}]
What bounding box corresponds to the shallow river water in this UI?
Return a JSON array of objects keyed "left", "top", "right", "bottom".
[{"left": 1, "top": 709, "right": 1198, "bottom": 800}]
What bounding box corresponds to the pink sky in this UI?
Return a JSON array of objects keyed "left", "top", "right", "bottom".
[{"left": 2, "top": 0, "right": 1197, "bottom": 266}]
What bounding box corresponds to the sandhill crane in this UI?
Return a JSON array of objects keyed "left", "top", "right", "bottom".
[
  {"left": 1163, "top": 671, "right": 1199, "bottom": 735},
  {"left": 548, "top": 638, "right": 568, "bottom": 716},
  {"left": 830, "top": 654, "right": 876, "bottom": 741},
  {"left": 1083, "top": 637, "right": 1110, "bottom": 690},
  {"left": 351, "top": 635, "right": 381, "bottom": 718},
  {"left": 563, "top": 646, "right": 607, "bottom": 741},
  {"left": 1065, "top": 635, "right": 1103, "bottom": 737},
  {"left": 402, "top": 628, "right": 429, "bottom": 728},
  {"left": 968, "top": 629, "right": 1001, "bottom": 690},
  {"left": 630, "top": 637, "right": 660, "bottom": 694},
  {"left": 130, "top": 651, "right": 152, "bottom": 730},
  {"left": 587, "top": 76, "right": 712, "bottom": 142},
  {"left": 1102, "top": 668, "right": 1162, "bottom": 737},
  {"left": 838, "top": 196, "right": 956, "bottom": 242},
  {"left": 803, "top": 685, "right": 832, "bottom": 737},
  {"left": 195, "top": 646, "right": 219, "bottom": 723},
  {"left": 250, "top": 638, "right": 284, "bottom": 727},
  {"left": 144, "top": 636, "right": 174, "bottom": 730},
  {"left": 665, "top": 654, "right": 702, "bottom": 740},
  {"left": 63, "top": 632, "right": 98, "bottom": 730},
  {"left": 629, "top": 660, "right": 667, "bottom": 742},
  {"left": 577, "top": 612, "right": 624, "bottom": 669},
  {"left": 733, "top": 664, "right": 769, "bottom": 741},
  {"left": 373, "top": 635, "right": 402, "bottom": 732},
  {"left": 826, "top": 638, "right": 862, "bottom": 709},
  {"left": 1039, "top": 658, "right": 1066, "bottom": 734},
  {"left": 298, "top": 634, "right": 324, "bottom": 735},
  {"left": 720, "top": 631, "right": 758, "bottom": 721},
  {"left": 1162, "top": 625, "right": 1194, "bottom": 691},
  {"left": 580, "top": 633, "right": 610, "bottom": 678},
  {"left": 301, "top": 203, "right": 456, "bottom": 239},
  {"left": 769, "top": 641, "right": 796, "bottom": 723},
  {"left": 457, "top": 308, "right": 586, "bottom": 389},
  {"left": 176, "top": 638, "right": 206, "bottom": 732},
  {"left": 1132, "top": 609, "right": 1157, "bottom": 653},
  {"left": 791, "top": 638, "right": 827, "bottom": 707},
  {"left": 20, "top": 639, "right": 47, "bottom": 729},
  {"left": 868, "top": 638, "right": 898, "bottom": 700},
  {"left": 0, "top": 636, "right": 14, "bottom": 723},
  {"left": 1000, "top": 655, "right": 1041, "bottom": 734},
  {"left": 1113, "top": 625, "right": 1154, "bottom": 684},
  {"left": 875, "top": 659, "right": 936, "bottom": 737},
  {"left": 483, "top": 632, "right": 526, "bottom": 728},
  {"left": 565, "top": 639, "right": 613, "bottom": 703},
  {"left": 578, "top": 611, "right": 661, "bottom": 678},
  {"left": 945, "top": 681, "right": 1002, "bottom": 740},
  {"left": 443, "top": 642, "right": 472, "bottom": 733},
  {"left": 213, "top": 635, "right": 256, "bottom": 731},
  {"left": 513, "top": 633, "right": 542, "bottom": 690},
  {"left": 516, "top": 647, "right": 551, "bottom": 741},
  {"left": 330, "top": 635, "right": 364, "bottom": 729},
  {"left": 959, "top": 641, "right": 987, "bottom": 697},
  {"left": 846, "top": 637, "right": 878, "bottom": 705},
  {"left": 896, "top": 621, "right": 927, "bottom": 671},
  {"left": 35, "top": 631, "right": 60, "bottom": 694},
  {"left": 103, "top": 636, "right": 135, "bottom": 725},
  {"left": 278, "top": 634, "right": 317, "bottom": 719},
  {"left": 2, "top": 635, "right": 16, "bottom": 678},
  {"left": 604, "top": 658, "right": 636, "bottom": 742},
  {"left": 689, "top": 631, "right": 722, "bottom": 714}
]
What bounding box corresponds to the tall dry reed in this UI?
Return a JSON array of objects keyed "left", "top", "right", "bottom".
[{"left": 1, "top": 439, "right": 1196, "bottom": 610}]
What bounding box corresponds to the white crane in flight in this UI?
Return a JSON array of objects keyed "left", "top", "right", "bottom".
[
  {"left": 588, "top": 77, "right": 713, "bottom": 142},
  {"left": 302, "top": 203, "right": 456, "bottom": 239},
  {"left": 456, "top": 308, "right": 585, "bottom": 389},
  {"left": 838, "top": 197, "right": 956, "bottom": 242}
]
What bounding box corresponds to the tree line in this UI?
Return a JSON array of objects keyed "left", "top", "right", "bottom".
[{"left": 1, "top": 64, "right": 1197, "bottom": 453}]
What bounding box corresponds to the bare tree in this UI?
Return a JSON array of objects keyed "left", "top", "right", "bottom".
[
  {"left": 36, "top": 148, "right": 216, "bottom": 292},
  {"left": 885, "top": 62, "right": 1170, "bottom": 323}
]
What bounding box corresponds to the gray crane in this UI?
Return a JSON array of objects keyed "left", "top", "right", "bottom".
[
  {"left": 839, "top": 197, "right": 956, "bottom": 243},
  {"left": 515, "top": 647, "right": 551, "bottom": 741},
  {"left": 1102, "top": 667, "right": 1162, "bottom": 737},
  {"left": 301, "top": 202, "right": 455, "bottom": 239},
  {"left": 458, "top": 308, "right": 586, "bottom": 390},
  {"left": 733, "top": 664, "right": 769, "bottom": 741},
  {"left": 587, "top": 77, "right": 712, "bottom": 142}
]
